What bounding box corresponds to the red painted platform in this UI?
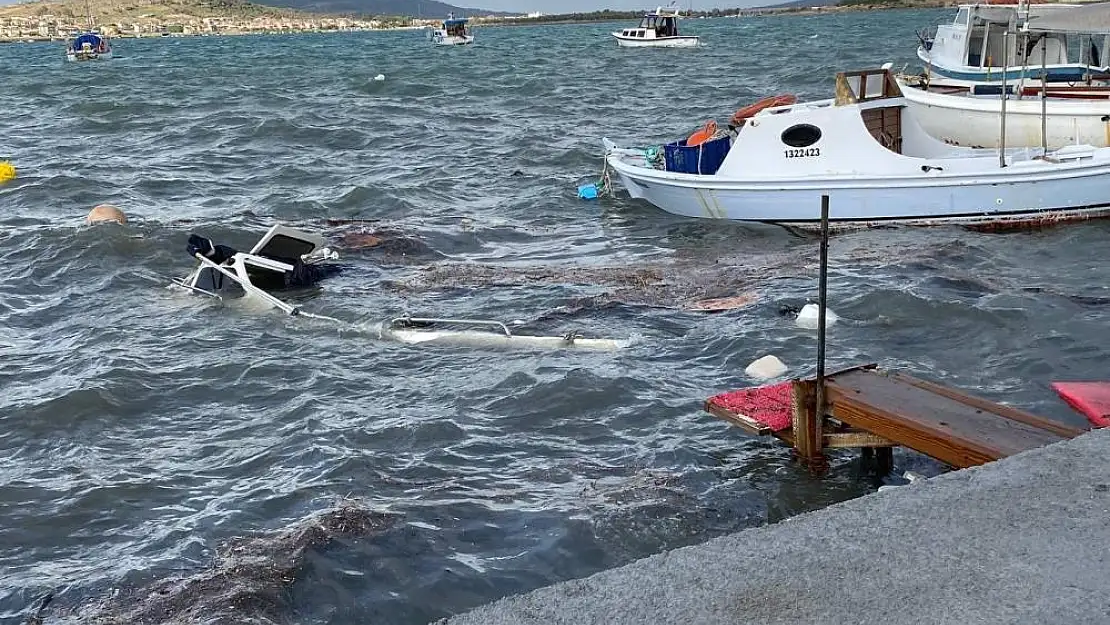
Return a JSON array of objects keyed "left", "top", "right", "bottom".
[
  {"left": 1052, "top": 382, "right": 1110, "bottom": 428},
  {"left": 706, "top": 381, "right": 793, "bottom": 433}
]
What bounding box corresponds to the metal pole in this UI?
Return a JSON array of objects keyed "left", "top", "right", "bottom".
[
  {"left": 1042, "top": 36, "right": 1048, "bottom": 156},
  {"left": 814, "top": 195, "right": 830, "bottom": 436},
  {"left": 1000, "top": 29, "right": 1009, "bottom": 168}
]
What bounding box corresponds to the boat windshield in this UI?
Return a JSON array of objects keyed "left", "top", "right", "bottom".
[
  {"left": 444, "top": 19, "right": 468, "bottom": 37},
  {"left": 637, "top": 15, "right": 677, "bottom": 37}
]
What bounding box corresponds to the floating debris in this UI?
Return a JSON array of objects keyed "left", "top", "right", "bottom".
[
  {"left": 745, "top": 354, "right": 787, "bottom": 380},
  {"left": 54, "top": 501, "right": 398, "bottom": 625},
  {"left": 795, "top": 302, "right": 838, "bottom": 329}
]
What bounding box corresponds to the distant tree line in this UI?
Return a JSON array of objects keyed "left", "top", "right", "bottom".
[{"left": 492, "top": 7, "right": 766, "bottom": 26}]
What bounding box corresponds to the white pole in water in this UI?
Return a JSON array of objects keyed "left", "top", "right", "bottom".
[
  {"left": 1000, "top": 28, "right": 1010, "bottom": 168},
  {"left": 1042, "top": 36, "right": 1049, "bottom": 156}
]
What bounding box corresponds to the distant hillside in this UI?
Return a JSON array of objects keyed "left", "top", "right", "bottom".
[
  {"left": 254, "top": 0, "right": 513, "bottom": 17},
  {"left": 0, "top": 0, "right": 315, "bottom": 21}
]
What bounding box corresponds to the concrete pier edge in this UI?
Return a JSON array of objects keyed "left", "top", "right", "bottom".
[{"left": 438, "top": 429, "right": 1110, "bottom": 625}]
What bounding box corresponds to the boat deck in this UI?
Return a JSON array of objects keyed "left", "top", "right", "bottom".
[{"left": 706, "top": 365, "right": 1087, "bottom": 470}]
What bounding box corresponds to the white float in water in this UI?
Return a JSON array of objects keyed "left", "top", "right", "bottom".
[
  {"left": 745, "top": 354, "right": 788, "bottom": 380},
  {"left": 374, "top": 74, "right": 386, "bottom": 81},
  {"left": 795, "top": 303, "right": 839, "bottom": 330}
]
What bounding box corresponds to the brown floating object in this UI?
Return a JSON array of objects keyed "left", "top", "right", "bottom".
[{"left": 86, "top": 204, "right": 127, "bottom": 225}]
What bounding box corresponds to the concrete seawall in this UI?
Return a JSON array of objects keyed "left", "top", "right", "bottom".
[{"left": 438, "top": 428, "right": 1110, "bottom": 625}]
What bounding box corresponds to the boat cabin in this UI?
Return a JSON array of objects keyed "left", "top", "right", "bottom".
[
  {"left": 68, "top": 32, "right": 108, "bottom": 53},
  {"left": 929, "top": 4, "right": 1107, "bottom": 72},
  {"left": 443, "top": 17, "right": 469, "bottom": 38},
  {"left": 619, "top": 10, "right": 680, "bottom": 39}
]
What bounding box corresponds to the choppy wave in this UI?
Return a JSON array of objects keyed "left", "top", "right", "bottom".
[{"left": 1, "top": 9, "right": 1108, "bottom": 624}]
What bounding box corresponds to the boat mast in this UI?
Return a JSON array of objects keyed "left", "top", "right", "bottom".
[{"left": 85, "top": 0, "right": 93, "bottom": 30}]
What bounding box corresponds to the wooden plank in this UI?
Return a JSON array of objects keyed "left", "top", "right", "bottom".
[
  {"left": 888, "top": 372, "right": 1086, "bottom": 438},
  {"left": 823, "top": 430, "right": 894, "bottom": 449},
  {"left": 705, "top": 401, "right": 772, "bottom": 436},
  {"left": 824, "top": 369, "right": 1075, "bottom": 468}
]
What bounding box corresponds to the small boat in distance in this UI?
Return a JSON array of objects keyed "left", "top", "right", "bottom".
[
  {"left": 431, "top": 13, "right": 474, "bottom": 46},
  {"left": 65, "top": 0, "right": 111, "bottom": 61},
  {"left": 602, "top": 68, "right": 1110, "bottom": 229},
  {"left": 612, "top": 6, "right": 699, "bottom": 48},
  {"left": 66, "top": 32, "right": 111, "bottom": 61}
]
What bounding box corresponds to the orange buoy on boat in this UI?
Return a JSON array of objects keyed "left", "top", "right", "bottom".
[
  {"left": 686, "top": 120, "right": 718, "bottom": 147},
  {"left": 730, "top": 94, "right": 797, "bottom": 127}
]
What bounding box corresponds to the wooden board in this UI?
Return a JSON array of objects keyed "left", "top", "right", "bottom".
[{"left": 823, "top": 369, "right": 1086, "bottom": 468}]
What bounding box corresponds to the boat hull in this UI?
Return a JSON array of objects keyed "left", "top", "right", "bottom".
[
  {"left": 612, "top": 34, "right": 699, "bottom": 48},
  {"left": 606, "top": 150, "right": 1110, "bottom": 226},
  {"left": 66, "top": 49, "right": 112, "bottom": 62},
  {"left": 900, "top": 82, "right": 1110, "bottom": 149},
  {"left": 433, "top": 35, "right": 474, "bottom": 46}
]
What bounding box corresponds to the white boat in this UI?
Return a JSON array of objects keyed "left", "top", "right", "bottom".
[
  {"left": 65, "top": 0, "right": 112, "bottom": 61},
  {"left": 917, "top": 2, "right": 1110, "bottom": 86},
  {"left": 898, "top": 76, "right": 1110, "bottom": 149},
  {"left": 900, "top": 3, "right": 1110, "bottom": 149},
  {"left": 602, "top": 68, "right": 1110, "bottom": 228},
  {"left": 612, "top": 7, "right": 699, "bottom": 48},
  {"left": 431, "top": 14, "right": 474, "bottom": 46}
]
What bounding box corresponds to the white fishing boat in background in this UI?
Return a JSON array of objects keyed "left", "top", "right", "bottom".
[
  {"left": 602, "top": 68, "right": 1110, "bottom": 228},
  {"left": 900, "top": 3, "right": 1110, "bottom": 149},
  {"left": 431, "top": 14, "right": 474, "bottom": 46},
  {"left": 65, "top": 0, "right": 111, "bottom": 61},
  {"left": 917, "top": 2, "right": 1110, "bottom": 86},
  {"left": 612, "top": 6, "right": 699, "bottom": 48}
]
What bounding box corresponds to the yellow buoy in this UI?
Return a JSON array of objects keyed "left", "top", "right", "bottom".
[
  {"left": 0, "top": 162, "right": 15, "bottom": 184},
  {"left": 86, "top": 204, "right": 127, "bottom": 225}
]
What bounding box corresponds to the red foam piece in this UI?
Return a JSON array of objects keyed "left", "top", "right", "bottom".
[
  {"left": 708, "top": 381, "right": 793, "bottom": 432},
  {"left": 1052, "top": 382, "right": 1110, "bottom": 428}
]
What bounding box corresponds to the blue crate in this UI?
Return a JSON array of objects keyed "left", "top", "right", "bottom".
[{"left": 663, "top": 135, "right": 732, "bottom": 175}]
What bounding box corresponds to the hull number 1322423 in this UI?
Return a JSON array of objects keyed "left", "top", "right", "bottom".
[{"left": 784, "top": 147, "right": 820, "bottom": 158}]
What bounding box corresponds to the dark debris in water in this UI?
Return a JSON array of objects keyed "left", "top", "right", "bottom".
[
  {"left": 390, "top": 257, "right": 793, "bottom": 311},
  {"left": 44, "top": 502, "right": 397, "bottom": 625}
]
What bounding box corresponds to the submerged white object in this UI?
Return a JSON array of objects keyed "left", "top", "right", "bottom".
[
  {"left": 602, "top": 67, "right": 1110, "bottom": 227},
  {"left": 374, "top": 74, "right": 386, "bottom": 81},
  {"left": 378, "top": 318, "right": 626, "bottom": 351},
  {"left": 745, "top": 354, "right": 788, "bottom": 380},
  {"left": 612, "top": 6, "right": 699, "bottom": 48},
  {"left": 795, "top": 304, "right": 838, "bottom": 330}
]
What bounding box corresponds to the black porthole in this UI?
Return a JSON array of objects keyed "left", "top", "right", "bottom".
[{"left": 781, "top": 124, "right": 822, "bottom": 148}]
